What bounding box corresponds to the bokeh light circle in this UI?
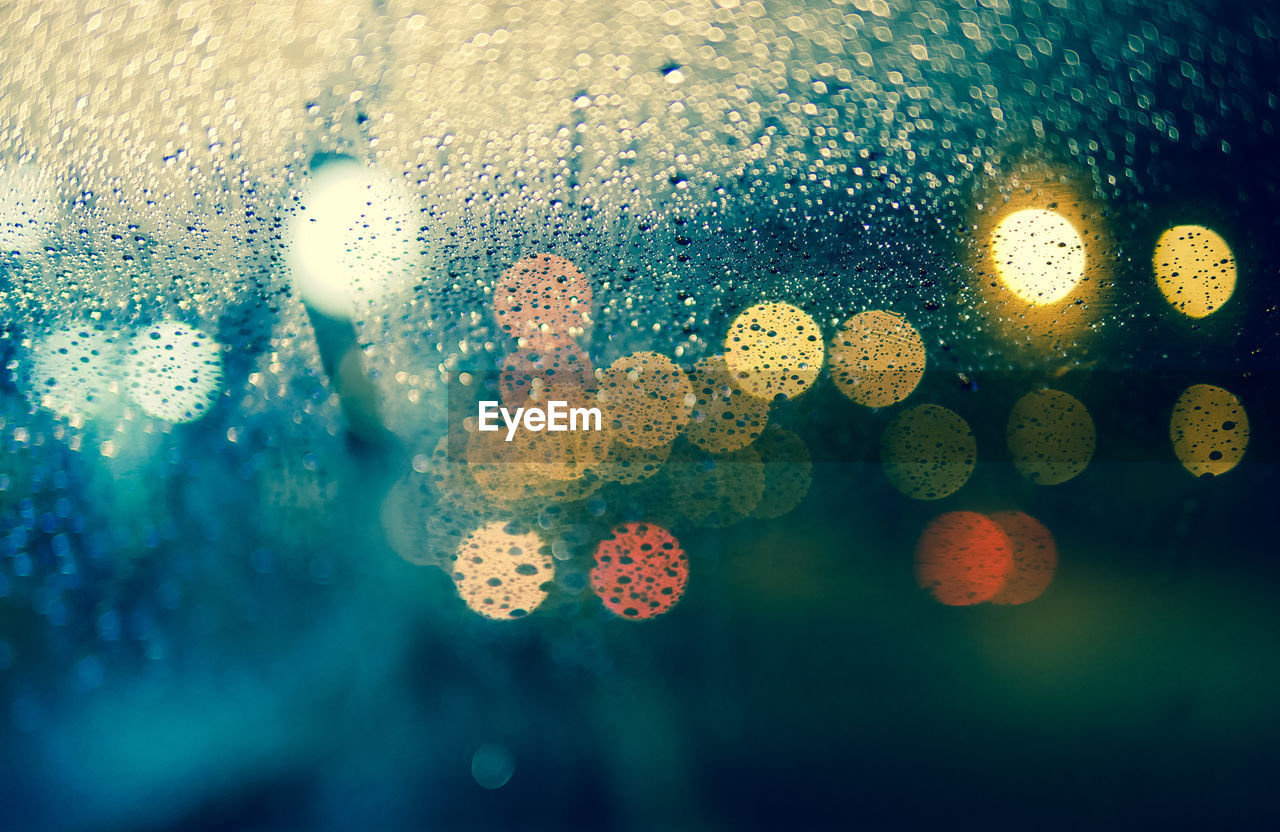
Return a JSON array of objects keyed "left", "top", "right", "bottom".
[
  {"left": 286, "top": 159, "right": 421, "bottom": 318},
  {"left": 990, "top": 208, "right": 1086, "bottom": 305},
  {"left": 453, "top": 521, "right": 553, "bottom": 619},
  {"left": 685, "top": 355, "right": 769, "bottom": 453},
  {"left": 492, "top": 253, "right": 593, "bottom": 338},
  {"left": 499, "top": 334, "right": 594, "bottom": 407},
  {"left": 1153, "top": 225, "right": 1237, "bottom": 318},
  {"left": 988, "top": 511, "right": 1057, "bottom": 605},
  {"left": 596, "top": 351, "right": 693, "bottom": 449},
  {"left": 1170, "top": 384, "right": 1250, "bottom": 477},
  {"left": 1006, "top": 389, "right": 1096, "bottom": 486},
  {"left": 124, "top": 322, "right": 224, "bottom": 423},
  {"left": 723, "top": 302, "right": 824, "bottom": 401},
  {"left": 26, "top": 325, "right": 124, "bottom": 419},
  {"left": 881, "top": 404, "right": 977, "bottom": 500},
  {"left": 914, "top": 512, "right": 1013, "bottom": 606},
  {"left": 590, "top": 522, "right": 688, "bottom": 620},
  {"left": 751, "top": 426, "right": 812, "bottom": 520},
  {"left": 829, "top": 310, "right": 926, "bottom": 408}
]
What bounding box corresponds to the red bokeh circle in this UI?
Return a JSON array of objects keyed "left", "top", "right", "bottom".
[
  {"left": 591, "top": 522, "right": 689, "bottom": 620},
  {"left": 988, "top": 511, "right": 1057, "bottom": 605},
  {"left": 914, "top": 511, "right": 1013, "bottom": 606}
]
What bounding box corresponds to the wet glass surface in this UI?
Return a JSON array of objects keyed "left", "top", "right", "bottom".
[{"left": 1, "top": 0, "right": 1279, "bottom": 829}]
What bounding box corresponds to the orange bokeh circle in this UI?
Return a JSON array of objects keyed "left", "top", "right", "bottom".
[
  {"left": 590, "top": 522, "right": 689, "bottom": 620},
  {"left": 914, "top": 511, "right": 1013, "bottom": 606},
  {"left": 492, "top": 253, "right": 593, "bottom": 337}
]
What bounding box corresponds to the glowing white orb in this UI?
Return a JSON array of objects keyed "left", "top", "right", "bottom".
[
  {"left": 26, "top": 326, "right": 125, "bottom": 418},
  {"left": 286, "top": 160, "right": 421, "bottom": 318},
  {"left": 124, "top": 322, "right": 224, "bottom": 423},
  {"left": 990, "top": 208, "right": 1086, "bottom": 305},
  {"left": 0, "top": 165, "right": 57, "bottom": 255}
]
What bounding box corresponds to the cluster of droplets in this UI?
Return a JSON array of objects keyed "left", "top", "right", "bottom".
[
  {"left": 0, "top": 0, "right": 1269, "bottom": 679},
  {"left": 384, "top": 211, "right": 1257, "bottom": 619},
  {"left": 379, "top": 253, "right": 822, "bottom": 620},
  {"left": 0, "top": 0, "right": 1272, "bottom": 329},
  {"left": 20, "top": 321, "right": 224, "bottom": 425}
]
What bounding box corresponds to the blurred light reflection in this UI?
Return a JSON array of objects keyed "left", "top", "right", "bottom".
[
  {"left": 590, "top": 522, "right": 688, "bottom": 620},
  {"left": 989, "top": 511, "right": 1058, "bottom": 605},
  {"left": 915, "top": 511, "right": 1013, "bottom": 606},
  {"left": 991, "top": 209, "right": 1085, "bottom": 305},
  {"left": 881, "top": 404, "right": 977, "bottom": 501},
  {"left": 286, "top": 158, "right": 421, "bottom": 318},
  {"left": 452, "top": 521, "right": 553, "bottom": 619},
  {"left": 1170, "top": 384, "right": 1250, "bottom": 478},
  {"left": 1006, "top": 389, "right": 1096, "bottom": 486},
  {"left": 829, "top": 310, "right": 926, "bottom": 409},
  {"left": 723, "top": 302, "right": 824, "bottom": 402},
  {"left": 1154, "top": 225, "right": 1237, "bottom": 319}
]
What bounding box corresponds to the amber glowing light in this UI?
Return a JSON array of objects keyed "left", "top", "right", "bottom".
[
  {"left": 829, "top": 310, "right": 926, "bottom": 408},
  {"left": 723, "top": 302, "right": 824, "bottom": 401},
  {"left": 1153, "top": 225, "right": 1237, "bottom": 318},
  {"left": 969, "top": 168, "right": 1114, "bottom": 360}
]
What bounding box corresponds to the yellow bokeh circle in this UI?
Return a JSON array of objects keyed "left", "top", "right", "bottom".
[
  {"left": 1006, "top": 389, "right": 1096, "bottom": 486},
  {"left": 723, "top": 302, "right": 824, "bottom": 401},
  {"left": 596, "top": 351, "right": 693, "bottom": 449},
  {"left": 452, "top": 521, "right": 554, "bottom": 619},
  {"left": 1170, "top": 384, "right": 1249, "bottom": 477},
  {"left": 881, "top": 404, "right": 977, "bottom": 500},
  {"left": 685, "top": 355, "right": 770, "bottom": 453},
  {"left": 829, "top": 310, "right": 926, "bottom": 408},
  {"left": 990, "top": 208, "right": 1086, "bottom": 305},
  {"left": 1153, "top": 225, "right": 1237, "bottom": 318}
]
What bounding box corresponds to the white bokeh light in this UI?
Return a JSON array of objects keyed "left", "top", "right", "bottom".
[
  {"left": 990, "top": 208, "right": 1086, "bottom": 305},
  {"left": 124, "top": 321, "right": 225, "bottom": 423},
  {"left": 25, "top": 325, "right": 124, "bottom": 419},
  {"left": 286, "top": 159, "right": 422, "bottom": 318}
]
